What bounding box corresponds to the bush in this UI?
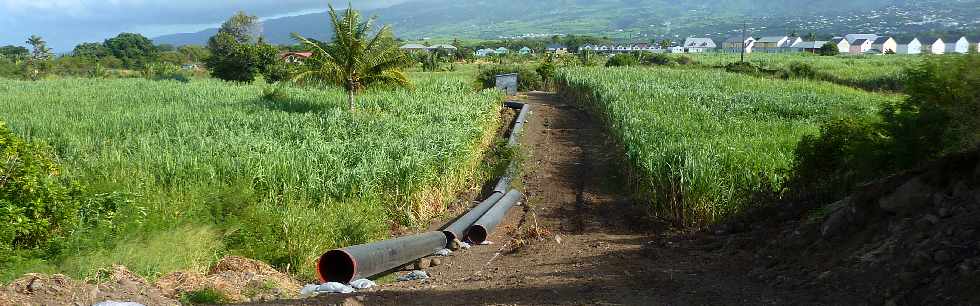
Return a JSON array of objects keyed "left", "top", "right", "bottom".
[
  {"left": 181, "top": 288, "right": 229, "bottom": 305},
  {"left": 142, "top": 63, "right": 190, "bottom": 82},
  {"left": 476, "top": 64, "right": 543, "bottom": 91},
  {"left": 643, "top": 53, "right": 673, "bottom": 66},
  {"left": 606, "top": 53, "right": 640, "bottom": 67},
  {"left": 0, "top": 121, "right": 80, "bottom": 250},
  {"left": 261, "top": 62, "right": 292, "bottom": 84},
  {"left": 789, "top": 53, "right": 980, "bottom": 199},
  {"left": 818, "top": 42, "right": 840, "bottom": 56},
  {"left": 675, "top": 55, "right": 694, "bottom": 65},
  {"left": 725, "top": 61, "right": 760, "bottom": 75},
  {"left": 781, "top": 62, "right": 823, "bottom": 79}
]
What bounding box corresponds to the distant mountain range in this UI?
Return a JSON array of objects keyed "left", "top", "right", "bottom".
[{"left": 153, "top": 0, "right": 980, "bottom": 46}]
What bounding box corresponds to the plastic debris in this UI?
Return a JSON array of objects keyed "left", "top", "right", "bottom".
[
  {"left": 479, "top": 240, "right": 494, "bottom": 245},
  {"left": 397, "top": 270, "right": 429, "bottom": 282},
  {"left": 350, "top": 279, "right": 376, "bottom": 289},
  {"left": 433, "top": 248, "right": 452, "bottom": 256},
  {"left": 92, "top": 302, "right": 144, "bottom": 306},
  {"left": 317, "top": 282, "right": 355, "bottom": 294},
  {"left": 299, "top": 284, "right": 320, "bottom": 298},
  {"left": 457, "top": 241, "right": 471, "bottom": 250}
]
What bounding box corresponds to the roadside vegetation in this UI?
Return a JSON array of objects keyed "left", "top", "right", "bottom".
[{"left": 556, "top": 66, "right": 899, "bottom": 224}]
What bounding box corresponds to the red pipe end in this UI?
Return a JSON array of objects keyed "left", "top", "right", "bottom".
[
  {"left": 466, "top": 225, "right": 489, "bottom": 245},
  {"left": 316, "top": 249, "right": 357, "bottom": 283}
]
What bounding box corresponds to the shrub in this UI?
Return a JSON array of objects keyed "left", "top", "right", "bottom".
[
  {"left": 606, "top": 53, "right": 640, "bottom": 67},
  {"left": 476, "top": 64, "right": 542, "bottom": 91},
  {"left": 790, "top": 117, "right": 888, "bottom": 198},
  {"left": 675, "top": 55, "right": 694, "bottom": 65},
  {"left": 818, "top": 42, "right": 840, "bottom": 56},
  {"left": 643, "top": 53, "right": 673, "bottom": 66},
  {"left": 181, "top": 288, "right": 229, "bottom": 305},
  {"left": 142, "top": 63, "right": 190, "bottom": 82},
  {"left": 782, "top": 62, "right": 822, "bottom": 79},
  {"left": 725, "top": 61, "right": 760, "bottom": 75},
  {"left": 0, "top": 121, "right": 80, "bottom": 250}
]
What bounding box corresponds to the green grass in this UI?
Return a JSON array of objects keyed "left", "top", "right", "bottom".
[
  {"left": 0, "top": 73, "right": 502, "bottom": 281},
  {"left": 687, "top": 53, "right": 924, "bottom": 91},
  {"left": 556, "top": 66, "right": 900, "bottom": 225}
]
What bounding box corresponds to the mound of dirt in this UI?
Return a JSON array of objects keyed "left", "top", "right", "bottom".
[
  {"left": 722, "top": 148, "right": 980, "bottom": 305},
  {"left": 0, "top": 266, "right": 178, "bottom": 306},
  {"left": 156, "top": 256, "right": 301, "bottom": 303},
  {"left": 0, "top": 256, "right": 301, "bottom": 305}
]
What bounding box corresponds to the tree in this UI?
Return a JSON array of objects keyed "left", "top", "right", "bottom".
[
  {"left": 158, "top": 51, "right": 187, "bottom": 65},
  {"left": 220, "top": 11, "right": 262, "bottom": 43},
  {"left": 177, "top": 45, "right": 210, "bottom": 63},
  {"left": 818, "top": 41, "right": 840, "bottom": 56},
  {"left": 658, "top": 39, "right": 672, "bottom": 50},
  {"left": 26, "top": 35, "right": 52, "bottom": 61},
  {"left": 72, "top": 42, "right": 110, "bottom": 58},
  {"left": 291, "top": 5, "right": 413, "bottom": 111},
  {"left": 0, "top": 45, "right": 29, "bottom": 60},
  {"left": 806, "top": 32, "right": 817, "bottom": 42},
  {"left": 104, "top": 33, "right": 158, "bottom": 68}
]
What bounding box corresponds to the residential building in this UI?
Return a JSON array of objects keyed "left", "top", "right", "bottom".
[
  {"left": 427, "top": 44, "right": 458, "bottom": 53},
  {"left": 280, "top": 52, "right": 313, "bottom": 64},
  {"left": 870, "top": 37, "right": 897, "bottom": 53},
  {"left": 722, "top": 36, "right": 756, "bottom": 53},
  {"left": 945, "top": 37, "right": 969, "bottom": 54},
  {"left": 831, "top": 37, "right": 851, "bottom": 53},
  {"left": 546, "top": 44, "right": 569, "bottom": 54},
  {"left": 793, "top": 41, "right": 828, "bottom": 53},
  {"left": 683, "top": 37, "right": 717, "bottom": 53},
  {"left": 399, "top": 43, "right": 429, "bottom": 52},
  {"left": 519, "top": 47, "right": 533, "bottom": 55},
  {"left": 495, "top": 47, "right": 510, "bottom": 55},
  {"left": 844, "top": 34, "right": 879, "bottom": 44},
  {"left": 475, "top": 48, "right": 495, "bottom": 57},
  {"left": 755, "top": 36, "right": 798, "bottom": 53},
  {"left": 896, "top": 38, "right": 921, "bottom": 54},
  {"left": 920, "top": 37, "right": 945, "bottom": 54},
  {"left": 850, "top": 38, "right": 873, "bottom": 53}
]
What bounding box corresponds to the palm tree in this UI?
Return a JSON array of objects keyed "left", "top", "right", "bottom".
[
  {"left": 26, "top": 35, "right": 51, "bottom": 61},
  {"left": 290, "top": 4, "right": 413, "bottom": 111}
]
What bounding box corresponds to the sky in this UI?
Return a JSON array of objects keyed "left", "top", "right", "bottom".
[{"left": 0, "top": 0, "right": 413, "bottom": 52}]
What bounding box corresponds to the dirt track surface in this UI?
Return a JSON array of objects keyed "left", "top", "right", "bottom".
[{"left": 246, "top": 92, "right": 824, "bottom": 306}]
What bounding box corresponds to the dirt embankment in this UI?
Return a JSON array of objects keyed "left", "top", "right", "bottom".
[{"left": 0, "top": 257, "right": 301, "bottom": 306}]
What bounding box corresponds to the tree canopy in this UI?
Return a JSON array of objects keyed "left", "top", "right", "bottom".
[{"left": 104, "top": 33, "right": 158, "bottom": 68}]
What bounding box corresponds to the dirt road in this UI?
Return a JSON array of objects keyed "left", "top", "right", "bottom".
[{"left": 257, "top": 92, "right": 811, "bottom": 305}]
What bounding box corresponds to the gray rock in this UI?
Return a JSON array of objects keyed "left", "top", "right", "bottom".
[
  {"left": 880, "top": 178, "right": 934, "bottom": 214},
  {"left": 27, "top": 278, "right": 42, "bottom": 292},
  {"left": 430, "top": 258, "right": 443, "bottom": 267},
  {"left": 415, "top": 258, "right": 431, "bottom": 270},
  {"left": 821, "top": 202, "right": 855, "bottom": 238}
]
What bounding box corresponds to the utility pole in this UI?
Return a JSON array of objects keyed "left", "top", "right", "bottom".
[{"left": 740, "top": 21, "right": 747, "bottom": 63}]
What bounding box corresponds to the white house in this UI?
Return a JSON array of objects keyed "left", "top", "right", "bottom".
[
  {"left": 945, "top": 37, "right": 969, "bottom": 54},
  {"left": 793, "top": 41, "right": 828, "bottom": 53},
  {"left": 845, "top": 34, "right": 879, "bottom": 44},
  {"left": 722, "top": 36, "right": 756, "bottom": 53},
  {"left": 896, "top": 38, "right": 922, "bottom": 54},
  {"left": 475, "top": 48, "right": 495, "bottom": 57},
  {"left": 870, "top": 37, "right": 897, "bottom": 53},
  {"left": 920, "top": 37, "right": 945, "bottom": 54},
  {"left": 519, "top": 47, "right": 533, "bottom": 55},
  {"left": 495, "top": 47, "right": 510, "bottom": 55},
  {"left": 683, "top": 37, "right": 716, "bottom": 53},
  {"left": 849, "top": 38, "right": 873, "bottom": 53},
  {"left": 831, "top": 37, "right": 851, "bottom": 54},
  {"left": 668, "top": 46, "right": 685, "bottom": 53}
]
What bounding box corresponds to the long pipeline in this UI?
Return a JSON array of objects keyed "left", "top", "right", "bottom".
[
  {"left": 442, "top": 191, "right": 506, "bottom": 242},
  {"left": 508, "top": 103, "right": 531, "bottom": 146},
  {"left": 466, "top": 189, "right": 524, "bottom": 244},
  {"left": 316, "top": 231, "right": 447, "bottom": 283}
]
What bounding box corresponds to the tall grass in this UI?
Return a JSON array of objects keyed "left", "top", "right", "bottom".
[
  {"left": 689, "top": 53, "right": 923, "bottom": 91},
  {"left": 557, "top": 66, "right": 899, "bottom": 225},
  {"left": 0, "top": 74, "right": 502, "bottom": 281}
]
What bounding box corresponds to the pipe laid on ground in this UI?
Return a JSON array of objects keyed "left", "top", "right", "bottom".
[
  {"left": 493, "top": 176, "right": 512, "bottom": 194},
  {"left": 466, "top": 189, "right": 524, "bottom": 244},
  {"left": 508, "top": 103, "right": 531, "bottom": 146},
  {"left": 316, "top": 231, "right": 447, "bottom": 284},
  {"left": 442, "top": 191, "right": 506, "bottom": 242}
]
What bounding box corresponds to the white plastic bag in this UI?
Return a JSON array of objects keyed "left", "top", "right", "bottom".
[
  {"left": 349, "top": 279, "right": 376, "bottom": 289},
  {"left": 317, "top": 282, "right": 355, "bottom": 294},
  {"left": 433, "top": 248, "right": 452, "bottom": 256}
]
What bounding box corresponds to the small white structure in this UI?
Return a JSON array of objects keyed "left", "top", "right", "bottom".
[
  {"left": 475, "top": 48, "right": 495, "bottom": 57},
  {"left": 427, "top": 44, "right": 457, "bottom": 53},
  {"left": 920, "top": 37, "right": 945, "bottom": 54},
  {"left": 896, "top": 38, "right": 922, "bottom": 55},
  {"left": 850, "top": 38, "right": 873, "bottom": 54},
  {"left": 682, "top": 37, "right": 716, "bottom": 53},
  {"left": 945, "top": 37, "right": 969, "bottom": 54},
  {"left": 831, "top": 37, "right": 851, "bottom": 54},
  {"left": 546, "top": 44, "right": 568, "bottom": 54},
  {"left": 870, "top": 37, "right": 897, "bottom": 53},
  {"left": 755, "top": 36, "right": 797, "bottom": 53},
  {"left": 519, "top": 47, "right": 533, "bottom": 55},
  {"left": 495, "top": 47, "right": 510, "bottom": 55},
  {"left": 722, "top": 36, "right": 756, "bottom": 53}
]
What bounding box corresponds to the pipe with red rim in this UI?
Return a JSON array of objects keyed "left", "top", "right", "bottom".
[{"left": 316, "top": 231, "right": 447, "bottom": 284}]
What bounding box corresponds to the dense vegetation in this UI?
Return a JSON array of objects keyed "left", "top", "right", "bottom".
[
  {"left": 0, "top": 73, "right": 502, "bottom": 281},
  {"left": 791, "top": 53, "right": 980, "bottom": 200},
  {"left": 691, "top": 53, "right": 920, "bottom": 91},
  {"left": 557, "top": 66, "right": 899, "bottom": 224}
]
